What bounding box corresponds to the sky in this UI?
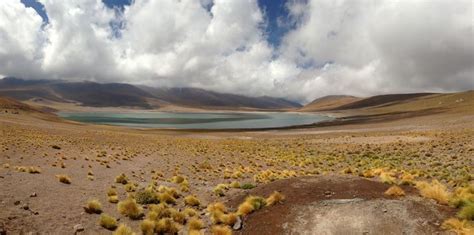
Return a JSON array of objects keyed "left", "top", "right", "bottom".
[{"left": 0, "top": 0, "right": 473, "bottom": 103}]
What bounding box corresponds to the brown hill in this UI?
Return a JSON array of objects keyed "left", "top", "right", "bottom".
[{"left": 300, "top": 95, "right": 361, "bottom": 111}]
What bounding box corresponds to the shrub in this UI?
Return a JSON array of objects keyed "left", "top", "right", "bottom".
[
  {"left": 384, "top": 186, "right": 406, "bottom": 197},
  {"left": 117, "top": 198, "right": 143, "bottom": 219},
  {"left": 211, "top": 225, "right": 232, "bottom": 235},
  {"left": 140, "top": 219, "right": 155, "bottom": 235},
  {"left": 113, "top": 224, "right": 135, "bottom": 235},
  {"left": 380, "top": 172, "right": 396, "bottom": 184},
  {"left": 266, "top": 191, "right": 285, "bottom": 206},
  {"left": 56, "top": 174, "right": 71, "bottom": 184},
  {"left": 135, "top": 189, "right": 159, "bottom": 204},
  {"left": 184, "top": 195, "right": 201, "bottom": 207},
  {"left": 416, "top": 180, "right": 450, "bottom": 204},
  {"left": 458, "top": 202, "right": 474, "bottom": 220},
  {"left": 240, "top": 183, "right": 255, "bottom": 190},
  {"left": 99, "top": 214, "right": 117, "bottom": 230},
  {"left": 84, "top": 199, "right": 102, "bottom": 214}
]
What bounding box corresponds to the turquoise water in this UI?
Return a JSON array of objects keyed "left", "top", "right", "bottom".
[{"left": 58, "top": 111, "right": 332, "bottom": 129}]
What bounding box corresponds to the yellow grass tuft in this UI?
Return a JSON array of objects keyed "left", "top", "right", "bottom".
[
  {"left": 117, "top": 198, "right": 143, "bottom": 219},
  {"left": 108, "top": 195, "right": 119, "bottom": 203},
  {"left": 384, "top": 185, "right": 406, "bottom": 197},
  {"left": 230, "top": 181, "right": 240, "bottom": 188},
  {"left": 27, "top": 166, "right": 41, "bottom": 174},
  {"left": 115, "top": 173, "right": 128, "bottom": 184},
  {"left": 155, "top": 218, "right": 179, "bottom": 234},
  {"left": 207, "top": 202, "right": 227, "bottom": 214},
  {"left": 237, "top": 201, "right": 254, "bottom": 216},
  {"left": 140, "top": 219, "right": 155, "bottom": 235},
  {"left": 441, "top": 218, "right": 474, "bottom": 235},
  {"left": 184, "top": 195, "right": 201, "bottom": 207},
  {"left": 211, "top": 225, "right": 233, "bottom": 235},
  {"left": 158, "top": 192, "right": 176, "bottom": 204},
  {"left": 183, "top": 207, "right": 198, "bottom": 218},
  {"left": 416, "top": 180, "right": 450, "bottom": 204},
  {"left": 99, "top": 213, "right": 117, "bottom": 230},
  {"left": 56, "top": 174, "right": 71, "bottom": 184},
  {"left": 113, "top": 224, "right": 135, "bottom": 235},
  {"left": 84, "top": 199, "right": 103, "bottom": 214},
  {"left": 266, "top": 191, "right": 285, "bottom": 206},
  {"left": 188, "top": 217, "right": 204, "bottom": 230}
]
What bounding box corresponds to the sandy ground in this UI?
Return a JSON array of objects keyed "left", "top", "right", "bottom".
[{"left": 0, "top": 102, "right": 473, "bottom": 234}]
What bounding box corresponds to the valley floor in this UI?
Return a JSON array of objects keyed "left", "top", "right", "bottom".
[{"left": 0, "top": 104, "right": 473, "bottom": 234}]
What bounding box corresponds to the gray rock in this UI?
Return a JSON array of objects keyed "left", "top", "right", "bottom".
[
  {"left": 30, "top": 192, "right": 37, "bottom": 197},
  {"left": 233, "top": 216, "right": 243, "bottom": 230},
  {"left": 74, "top": 224, "right": 84, "bottom": 233}
]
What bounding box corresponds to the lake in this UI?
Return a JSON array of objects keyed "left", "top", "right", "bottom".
[{"left": 58, "top": 111, "right": 332, "bottom": 129}]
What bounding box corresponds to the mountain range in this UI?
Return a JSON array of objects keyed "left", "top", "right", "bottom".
[{"left": 0, "top": 77, "right": 301, "bottom": 110}]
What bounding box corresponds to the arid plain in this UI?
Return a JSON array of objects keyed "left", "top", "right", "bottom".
[{"left": 1, "top": 91, "right": 473, "bottom": 234}]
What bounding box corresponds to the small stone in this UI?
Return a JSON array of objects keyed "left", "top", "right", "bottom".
[
  {"left": 74, "top": 224, "right": 84, "bottom": 233},
  {"left": 383, "top": 209, "right": 388, "bottom": 213},
  {"left": 233, "top": 216, "right": 242, "bottom": 230},
  {"left": 14, "top": 200, "right": 20, "bottom": 205},
  {"left": 30, "top": 192, "right": 37, "bottom": 197},
  {"left": 22, "top": 204, "right": 29, "bottom": 210}
]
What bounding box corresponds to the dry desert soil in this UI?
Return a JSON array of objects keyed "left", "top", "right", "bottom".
[{"left": 0, "top": 92, "right": 473, "bottom": 234}]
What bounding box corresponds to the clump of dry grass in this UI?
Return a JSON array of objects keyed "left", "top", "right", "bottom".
[
  {"left": 171, "top": 175, "right": 185, "bottom": 184},
  {"left": 188, "top": 218, "right": 204, "bottom": 230},
  {"left": 184, "top": 195, "right": 201, "bottom": 207},
  {"left": 115, "top": 173, "right": 128, "bottom": 184},
  {"left": 229, "top": 181, "right": 240, "bottom": 188},
  {"left": 237, "top": 196, "right": 266, "bottom": 216},
  {"left": 84, "top": 199, "right": 103, "bottom": 214},
  {"left": 458, "top": 202, "right": 474, "bottom": 220},
  {"left": 140, "top": 219, "right": 155, "bottom": 235},
  {"left": 183, "top": 207, "right": 198, "bottom": 218},
  {"left": 158, "top": 192, "right": 177, "bottom": 204},
  {"left": 117, "top": 198, "right": 143, "bottom": 219},
  {"left": 211, "top": 225, "right": 232, "bottom": 235},
  {"left": 56, "top": 174, "right": 71, "bottom": 184},
  {"left": 384, "top": 185, "right": 406, "bottom": 197},
  {"left": 441, "top": 218, "right": 473, "bottom": 235},
  {"left": 113, "top": 224, "right": 135, "bottom": 235},
  {"left": 27, "top": 166, "right": 41, "bottom": 174},
  {"left": 99, "top": 213, "right": 117, "bottom": 230},
  {"left": 266, "top": 191, "right": 285, "bottom": 206},
  {"left": 207, "top": 202, "right": 227, "bottom": 214},
  {"left": 155, "top": 218, "right": 179, "bottom": 234},
  {"left": 416, "top": 180, "right": 450, "bottom": 204},
  {"left": 380, "top": 172, "right": 396, "bottom": 184}
]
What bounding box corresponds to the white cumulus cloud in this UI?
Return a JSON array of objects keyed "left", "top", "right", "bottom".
[{"left": 0, "top": 0, "right": 472, "bottom": 103}]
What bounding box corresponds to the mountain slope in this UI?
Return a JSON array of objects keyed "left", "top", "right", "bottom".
[
  {"left": 300, "top": 95, "right": 361, "bottom": 111},
  {"left": 142, "top": 87, "right": 302, "bottom": 109},
  {"left": 0, "top": 77, "right": 301, "bottom": 110}
]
